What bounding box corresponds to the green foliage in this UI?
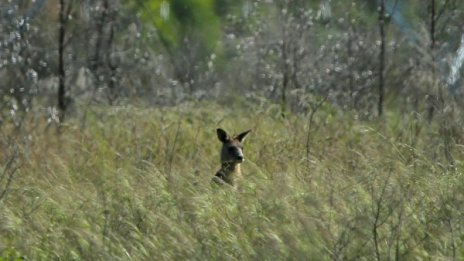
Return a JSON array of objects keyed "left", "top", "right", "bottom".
[
  {"left": 138, "top": 0, "right": 220, "bottom": 54},
  {"left": 0, "top": 247, "right": 23, "bottom": 261},
  {"left": 1, "top": 101, "right": 464, "bottom": 259}
]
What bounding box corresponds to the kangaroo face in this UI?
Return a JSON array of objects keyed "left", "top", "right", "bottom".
[
  {"left": 217, "top": 128, "right": 251, "bottom": 164},
  {"left": 222, "top": 140, "right": 244, "bottom": 163}
]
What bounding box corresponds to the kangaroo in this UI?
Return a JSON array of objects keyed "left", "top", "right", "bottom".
[{"left": 212, "top": 128, "right": 252, "bottom": 188}]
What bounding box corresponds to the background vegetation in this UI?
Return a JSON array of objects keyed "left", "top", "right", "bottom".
[{"left": 1, "top": 0, "right": 464, "bottom": 260}]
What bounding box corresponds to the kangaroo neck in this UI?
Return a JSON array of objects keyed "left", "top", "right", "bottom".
[{"left": 221, "top": 162, "right": 240, "bottom": 173}]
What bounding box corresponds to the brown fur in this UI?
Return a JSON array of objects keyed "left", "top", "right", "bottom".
[{"left": 212, "top": 128, "right": 251, "bottom": 188}]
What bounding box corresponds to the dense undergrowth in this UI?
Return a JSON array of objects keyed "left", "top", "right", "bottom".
[{"left": 1, "top": 101, "right": 463, "bottom": 260}]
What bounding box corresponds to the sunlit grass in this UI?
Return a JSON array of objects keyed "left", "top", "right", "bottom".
[{"left": 1, "top": 101, "right": 463, "bottom": 260}]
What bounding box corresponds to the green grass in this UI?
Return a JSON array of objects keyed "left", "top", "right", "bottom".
[{"left": 1, "top": 101, "right": 463, "bottom": 260}]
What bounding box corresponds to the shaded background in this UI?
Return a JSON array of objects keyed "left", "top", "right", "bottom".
[{"left": 1, "top": 0, "right": 463, "bottom": 120}]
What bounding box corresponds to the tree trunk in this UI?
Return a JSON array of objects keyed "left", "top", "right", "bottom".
[
  {"left": 58, "top": 0, "right": 66, "bottom": 120},
  {"left": 427, "top": 0, "right": 436, "bottom": 122},
  {"left": 92, "top": 0, "right": 109, "bottom": 78},
  {"left": 377, "top": 0, "right": 385, "bottom": 118},
  {"left": 107, "top": 21, "right": 117, "bottom": 105}
]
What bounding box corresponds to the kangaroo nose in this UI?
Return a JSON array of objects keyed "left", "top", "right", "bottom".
[{"left": 236, "top": 155, "right": 243, "bottom": 161}]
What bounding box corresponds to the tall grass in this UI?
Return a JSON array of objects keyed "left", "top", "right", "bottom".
[{"left": 1, "top": 101, "right": 463, "bottom": 260}]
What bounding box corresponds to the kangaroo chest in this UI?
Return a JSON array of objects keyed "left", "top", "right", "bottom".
[{"left": 214, "top": 164, "right": 242, "bottom": 187}]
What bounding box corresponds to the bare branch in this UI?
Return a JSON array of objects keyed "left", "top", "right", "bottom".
[{"left": 0, "top": 144, "right": 20, "bottom": 203}]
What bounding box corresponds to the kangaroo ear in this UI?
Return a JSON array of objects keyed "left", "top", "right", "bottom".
[
  {"left": 217, "top": 128, "right": 229, "bottom": 143},
  {"left": 235, "top": 129, "right": 252, "bottom": 143}
]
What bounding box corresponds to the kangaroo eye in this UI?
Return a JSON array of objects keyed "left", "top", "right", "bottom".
[{"left": 228, "top": 147, "right": 235, "bottom": 153}]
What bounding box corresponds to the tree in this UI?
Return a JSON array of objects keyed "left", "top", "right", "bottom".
[
  {"left": 377, "top": 0, "right": 386, "bottom": 117},
  {"left": 135, "top": 0, "right": 221, "bottom": 94},
  {"left": 58, "top": 0, "right": 75, "bottom": 120},
  {"left": 0, "top": 0, "right": 48, "bottom": 128}
]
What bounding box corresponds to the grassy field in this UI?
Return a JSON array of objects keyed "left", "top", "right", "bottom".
[{"left": 1, "top": 101, "right": 463, "bottom": 260}]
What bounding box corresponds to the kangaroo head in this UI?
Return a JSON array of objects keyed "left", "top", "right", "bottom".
[{"left": 217, "top": 128, "right": 251, "bottom": 164}]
